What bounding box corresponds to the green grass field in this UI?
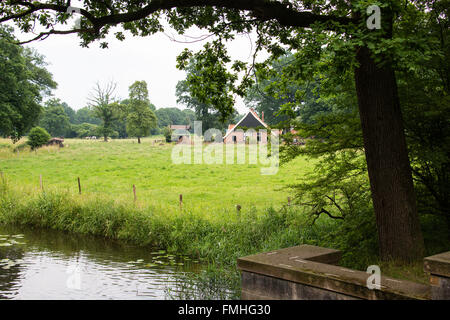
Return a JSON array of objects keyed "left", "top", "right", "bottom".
[{"left": 0, "top": 137, "right": 313, "bottom": 214}]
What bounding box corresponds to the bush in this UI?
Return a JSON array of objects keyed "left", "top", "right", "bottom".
[
  {"left": 27, "top": 127, "right": 50, "bottom": 149},
  {"left": 162, "top": 126, "right": 173, "bottom": 142}
]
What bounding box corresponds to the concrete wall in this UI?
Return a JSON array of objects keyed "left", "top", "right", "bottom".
[{"left": 237, "top": 245, "right": 449, "bottom": 300}]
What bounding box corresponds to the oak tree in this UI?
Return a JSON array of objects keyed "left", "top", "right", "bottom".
[{"left": 125, "top": 80, "right": 157, "bottom": 143}]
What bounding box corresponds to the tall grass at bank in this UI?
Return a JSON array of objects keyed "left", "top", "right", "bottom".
[{"left": 0, "top": 179, "right": 336, "bottom": 265}]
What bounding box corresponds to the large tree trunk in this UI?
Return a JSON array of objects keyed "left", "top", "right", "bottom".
[
  {"left": 138, "top": 137, "right": 141, "bottom": 144},
  {"left": 354, "top": 45, "right": 424, "bottom": 262}
]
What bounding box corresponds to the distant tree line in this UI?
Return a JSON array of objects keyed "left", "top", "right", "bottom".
[
  {"left": 38, "top": 95, "right": 198, "bottom": 141},
  {"left": 0, "top": 25, "right": 240, "bottom": 143},
  {"left": 0, "top": 26, "right": 231, "bottom": 142}
]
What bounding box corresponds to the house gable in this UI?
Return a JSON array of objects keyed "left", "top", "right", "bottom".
[
  {"left": 224, "top": 108, "right": 268, "bottom": 140},
  {"left": 237, "top": 112, "right": 265, "bottom": 129}
]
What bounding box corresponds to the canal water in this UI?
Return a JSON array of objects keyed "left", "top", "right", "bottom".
[{"left": 0, "top": 224, "right": 202, "bottom": 299}]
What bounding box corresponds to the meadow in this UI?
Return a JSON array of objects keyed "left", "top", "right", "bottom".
[{"left": 0, "top": 137, "right": 312, "bottom": 213}]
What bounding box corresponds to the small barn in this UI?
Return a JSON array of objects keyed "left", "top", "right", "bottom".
[
  {"left": 170, "top": 125, "right": 191, "bottom": 144},
  {"left": 223, "top": 108, "right": 279, "bottom": 144}
]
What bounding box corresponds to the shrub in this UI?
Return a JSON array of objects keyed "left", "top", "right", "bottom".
[
  {"left": 27, "top": 126, "right": 50, "bottom": 149},
  {"left": 162, "top": 126, "right": 173, "bottom": 142}
]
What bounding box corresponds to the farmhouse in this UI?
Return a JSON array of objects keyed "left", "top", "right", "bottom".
[
  {"left": 223, "top": 108, "right": 279, "bottom": 144},
  {"left": 170, "top": 124, "right": 191, "bottom": 144}
]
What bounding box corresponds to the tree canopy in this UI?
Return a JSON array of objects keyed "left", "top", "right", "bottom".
[
  {"left": 244, "top": 53, "right": 335, "bottom": 126},
  {"left": 39, "top": 98, "right": 71, "bottom": 137},
  {"left": 125, "top": 80, "right": 157, "bottom": 143},
  {"left": 87, "top": 81, "right": 120, "bottom": 141},
  {"left": 155, "top": 107, "right": 194, "bottom": 129},
  {"left": 0, "top": 25, "right": 56, "bottom": 141},
  {"left": 73, "top": 106, "right": 102, "bottom": 125},
  {"left": 176, "top": 59, "right": 236, "bottom": 131}
]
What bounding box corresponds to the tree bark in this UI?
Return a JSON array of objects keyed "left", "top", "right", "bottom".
[
  {"left": 138, "top": 137, "right": 141, "bottom": 144},
  {"left": 354, "top": 46, "right": 425, "bottom": 262}
]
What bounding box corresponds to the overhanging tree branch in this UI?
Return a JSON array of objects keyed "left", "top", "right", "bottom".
[
  {"left": 2, "top": 0, "right": 357, "bottom": 45},
  {"left": 3, "top": 1, "right": 98, "bottom": 25},
  {"left": 92, "top": 0, "right": 355, "bottom": 28},
  {"left": 16, "top": 28, "right": 96, "bottom": 45}
]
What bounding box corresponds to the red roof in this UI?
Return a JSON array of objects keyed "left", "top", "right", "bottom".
[{"left": 170, "top": 125, "right": 191, "bottom": 130}]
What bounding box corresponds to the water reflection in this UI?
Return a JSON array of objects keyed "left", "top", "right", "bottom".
[{"left": 0, "top": 225, "right": 202, "bottom": 299}]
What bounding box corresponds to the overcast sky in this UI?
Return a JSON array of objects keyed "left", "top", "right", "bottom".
[{"left": 22, "top": 22, "right": 264, "bottom": 115}]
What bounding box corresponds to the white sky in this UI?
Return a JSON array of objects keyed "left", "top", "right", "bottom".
[{"left": 23, "top": 23, "right": 264, "bottom": 114}]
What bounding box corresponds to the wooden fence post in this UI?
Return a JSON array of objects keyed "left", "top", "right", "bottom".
[
  {"left": 179, "top": 194, "right": 183, "bottom": 210},
  {"left": 77, "top": 177, "right": 81, "bottom": 194},
  {"left": 288, "top": 197, "right": 291, "bottom": 206},
  {"left": 39, "top": 174, "right": 43, "bottom": 191},
  {"left": 133, "top": 184, "right": 137, "bottom": 203}
]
